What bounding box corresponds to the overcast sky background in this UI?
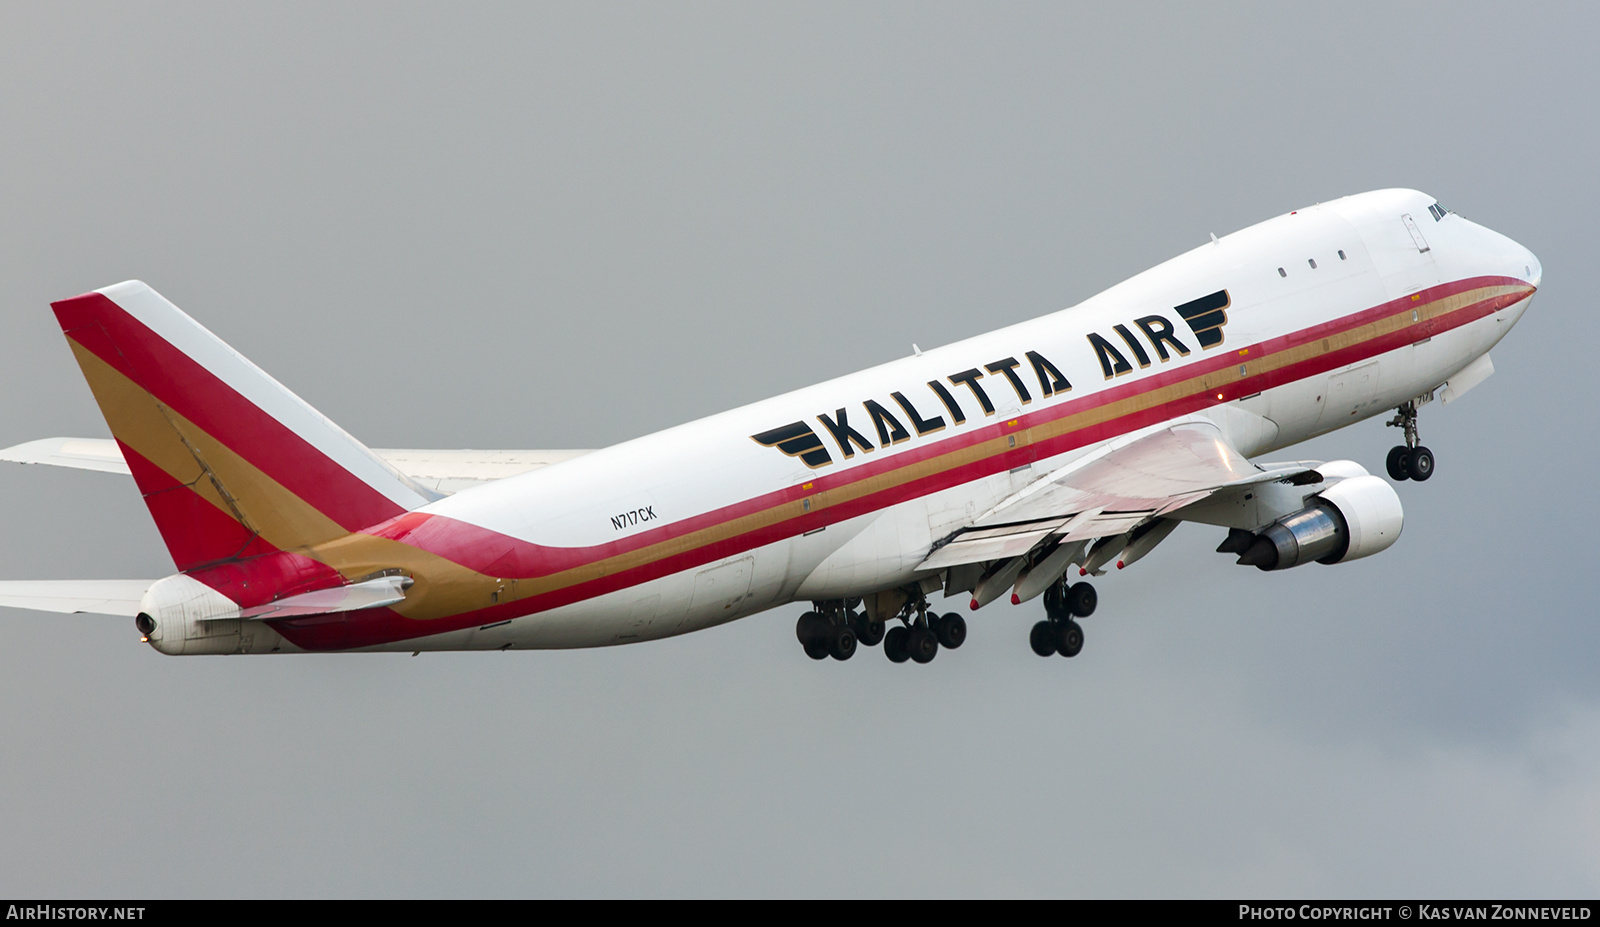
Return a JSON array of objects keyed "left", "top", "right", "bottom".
[{"left": 1, "top": 2, "right": 1595, "bottom": 898}]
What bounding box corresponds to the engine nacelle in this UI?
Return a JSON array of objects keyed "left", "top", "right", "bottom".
[
  {"left": 1237, "top": 475, "right": 1404, "bottom": 571},
  {"left": 135, "top": 574, "right": 290, "bottom": 655}
]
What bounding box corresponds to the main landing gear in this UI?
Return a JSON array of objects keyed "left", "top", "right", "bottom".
[
  {"left": 882, "top": 591, "right": 965, "bottom": 666},
  {"left": 794, "top": 590, "right": 965, "bottom": 665},
  {"left": 1385, "top": 399, "right": 1435, "bottom": 482},
  {"left": 797, "top": 575, "right": 1103, "bottom": 664},
  {"left": 883, "top": 605, "right": 966, "bottom": 662},
  {"left": 795, "top": 598, "right": 877, "bottom": 661},
  {"left": 1030, "top": 577, "right": 1096, "bottom": 658}
]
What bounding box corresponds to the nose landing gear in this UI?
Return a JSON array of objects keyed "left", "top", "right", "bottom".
[{"left": 1385, "top": 399, "right": 1435, "bottom": 482}]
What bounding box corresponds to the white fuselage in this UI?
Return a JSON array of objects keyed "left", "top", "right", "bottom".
[{"left": 356, "top": 189, "right": 1539, "bottom": 652}]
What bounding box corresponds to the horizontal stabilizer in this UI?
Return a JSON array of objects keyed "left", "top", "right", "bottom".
[
  {"left": 0, "top": 437, "right": 591, "bottom": 493},
  {"left": 0, "top": 437, "right": 132, "bottom": 474},
  {"left": 235, "top": 575, "right": 412, "bottom": 620},
  {"left": 0, "top": 580, "right": 156, "bottom": 617}
]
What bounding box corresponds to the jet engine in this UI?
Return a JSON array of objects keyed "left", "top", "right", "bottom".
[{"left": 1228, "top": 475, "right": 1404, "bottom": 571}]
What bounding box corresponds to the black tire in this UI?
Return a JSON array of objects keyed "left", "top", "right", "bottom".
[
  {"left": 1030, "top": 621, "right": 1057, "bottom": 657},
  {"left": 804, "top": 638, "right": 830, "bottom": 660},
  {"left": 1056, "top": 620, "right": 1084, "bottom": 658},
  {"left": 884, "top": 626, "right": 910, "bottom": 663},
  {"left": 830, "top": 625, "right": 857, "bottom": 661},
  {"left": 1043, "top": 581, "right": 1066, "bottom": 615},
  {"left": 854, "top": 612, "right": 886, "bottom": 647},
  {"left": 936, "top": 613, "right": 967, "bottom": 649},
  {"left": 796, "top": 611, "right": 826, "bottom": 647},
  {"left": 1066, "top": 582, "right": 1097, "bottom": 618},
  {"left": 1386, "top": 446, "right": 1411, "bottom": 482},
  {"left": 907, "top": 627, "right": 939, "bottom": 664},
  {"left": 1407, "top": 445, "right": 1435, "bottom": 482}
]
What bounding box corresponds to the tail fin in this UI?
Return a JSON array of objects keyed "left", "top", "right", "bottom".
[{"left": 51, "top": 281, "right": 439, "bottom": 572}]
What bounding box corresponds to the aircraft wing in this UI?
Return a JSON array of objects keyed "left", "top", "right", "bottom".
[
  {"left": 920, "top": 419, "right": 1316, "bottom": 571},
  {"left": 372, "top": 448, "right": 592, "bottom": 493},
  {"left": 0, "top": 437, "right": 131, "bottom": 473},
  {"left": 0, "top": 438, "right": 592, "bottom": 493},
  {"left": 0, "top": 580, "right": 156, "bottom": 617}
]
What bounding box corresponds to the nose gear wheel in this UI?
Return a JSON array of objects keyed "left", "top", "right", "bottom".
[{"left": 1386, "top": 400, "right": 1436, "bottom": 482}]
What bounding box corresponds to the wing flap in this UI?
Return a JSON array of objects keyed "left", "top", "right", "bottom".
[
  {"left": 919, "top": 517, "right": 1070, "bottom": 570},
  {"left": 1056, "top": 510, "right": 1157, "bottom": 542}
]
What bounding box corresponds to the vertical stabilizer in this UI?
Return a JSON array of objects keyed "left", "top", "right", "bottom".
[{"left": 51, "top": 281, "right": 438, "bottom": 572}]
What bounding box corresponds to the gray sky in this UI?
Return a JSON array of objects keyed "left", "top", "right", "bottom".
[{"left": 1, "top": 2, "right": 1595, "bottom": 897}]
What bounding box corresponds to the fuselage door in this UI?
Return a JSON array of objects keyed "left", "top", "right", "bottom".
[
  {"left": 1316, "top": 360, "right": 1383, "bottom": 432},
  {"left": 1363, "top": 211, "right": 1441, "bottom": 301},
  {"left": 684, "top": 556, "right": 754, "bottom": 630}
]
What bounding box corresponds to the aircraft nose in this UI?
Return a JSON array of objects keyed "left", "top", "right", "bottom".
[
  {"left": 1488, "top": 224, "right": 1539, "bottom": 290},
  {"left": 1520, "top": 245, "right": 1542, "bottom": 289}
]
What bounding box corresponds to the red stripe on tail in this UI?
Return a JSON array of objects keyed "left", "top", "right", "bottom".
[
  {"left": 119, "top": 442, "right": 279, "bottom": 571},
  {"left": 53, "top": 291, "right": 407, "bottom": 533}
]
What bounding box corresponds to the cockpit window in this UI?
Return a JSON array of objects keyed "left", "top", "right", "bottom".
[{"left": 1427, "top": 202, "right": 1452, "bottom": 221}]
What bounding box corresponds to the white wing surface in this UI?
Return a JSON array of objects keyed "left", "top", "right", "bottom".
[
  {"left": 375, "top": 448, "right": 592, "bottom": 493},
  {"left": 921, "top": 420, "right": 1316, "bottom": 570},
  {"left": 0, "top": 437, "right": 132, "bottom": 473},
  {"left": 0, "top": 438, "right": 592, "bottom": 493},
  {"left": 0, "top": 580, "right": 155, "bottom": 617}
]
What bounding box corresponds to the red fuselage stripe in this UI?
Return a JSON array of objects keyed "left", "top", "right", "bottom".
[
  {"left": 371, "top": 274, "right": 1528, "bottom": 582},
  {"left": 249, "top": 275, "right": 1532, "bottom": 650}
]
